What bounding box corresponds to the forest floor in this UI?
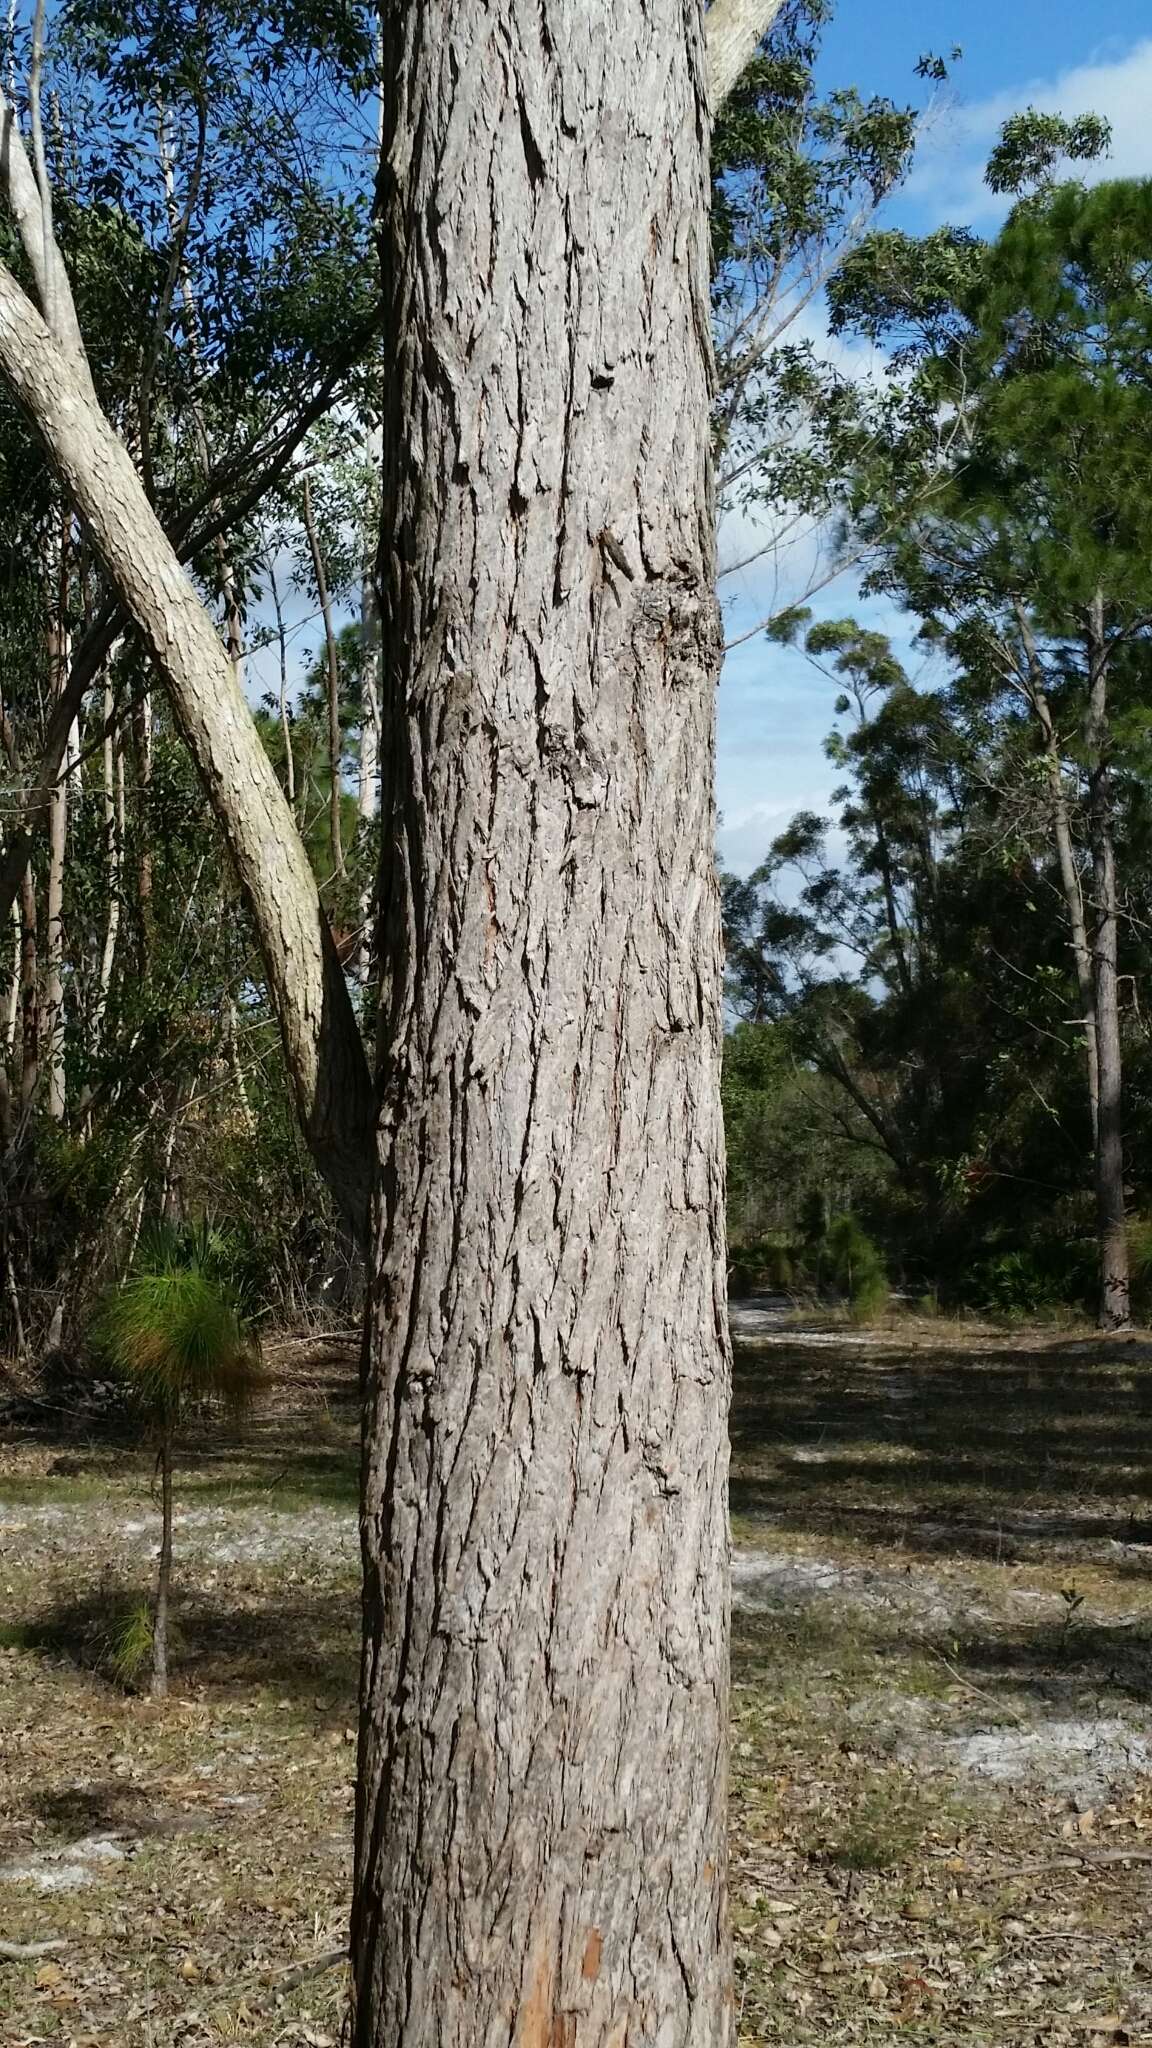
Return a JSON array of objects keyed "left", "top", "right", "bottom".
[{"left": 0, "top": 1307, "right": 1148, "bottom": 2045}]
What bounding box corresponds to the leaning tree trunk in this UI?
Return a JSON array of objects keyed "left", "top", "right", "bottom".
[
  {"left": 1085, "top": 597, "right": 1129, "bottom": 1329},
  {"left": 354, "top": 4, "right": 730, "bottom": 2044},
  {"left": 0, "top": 268, "right": 375, "bottom": 1237}
]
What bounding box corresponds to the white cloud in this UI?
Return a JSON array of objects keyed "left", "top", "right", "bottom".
[{"left": 908, "top": 37, "right": 1152, "bottom": 225}]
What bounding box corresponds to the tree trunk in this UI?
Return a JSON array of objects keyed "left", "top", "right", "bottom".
[
  {"left": 302, "top": 473, "right": 345, "bottom": 881},
  {"left": 353, "top": 4, "right": 730, "bottom": 2044},
  {"left": 18, "top": 863, "right": 38, "bottom": 1106},
  {"left": 356, "top": 535, "right": 381, "bottom": 987},
  {"left": 152, "top": 1429, "right": 173, "bottom": 1698},
  {"left": 43, "top": 521, "right": 74, "bottom": 1122},
  {"left": 1084, "top": 595, "right": 1129, "bottom": 1329},
  {"left": 1015, "top": 602, "right": 1099, "bottom": 1141},
  {"left": 268, "top": 556, "right": 297, "bottom": 808},
  {"left": 0, "top": 270, "right": 375, "bottom": 1236},
  {"left": 43, "top": 698, "right": 77, "bottom": 1122},
  {"left": 92, "top": 678, "right": 124, "bottom": 1064},
  {"left": 704, "top": 0, "right": 785, "bottom": 102},
  {"left": 131, "top": 688, "right": 154, "bottom": 970}
]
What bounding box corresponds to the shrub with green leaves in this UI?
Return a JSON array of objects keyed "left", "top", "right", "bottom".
[{"left": 826, "top": 1213, "right": 888, "bottom": 1319}]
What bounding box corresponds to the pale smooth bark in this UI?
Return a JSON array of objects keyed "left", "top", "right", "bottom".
[
  {"left": 301, "top": 473, "right": 345, "bottom": 878},
  {"left": 1014, "top": 607, "right": 1099, "bottom": 1140},
  {"left": 268, "top": 556, "right": 297, "bottom": 808},
  {"left": 91, "top": 679, "right": 124, "bottom": 1064},
  {"left": 42, "top": 700, "right": 75, "bottom": 1120},
  {"left": 2, "top": 898, "right": 18, "bottom": 1059},
  {"left": 0, "top": 269, "right": 374, "bottom": 1233},
  {"left": 355, "top": 538, "right": 381, "bottom": 986},
  {"left": 1084, "top": 594, "right": 1129, "bottom": 1329},
  {"left": 704, "top": 0, "right": 785, "bottom": 104},
  {"left": 354, "top": 3, "right": 729, "bottom": 2044},
  {"left": 17, "top": 863, "right": 37, "bottom": 1105}
]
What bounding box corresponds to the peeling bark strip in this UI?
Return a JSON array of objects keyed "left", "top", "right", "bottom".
[{"left": 354, "top": 3, "right": 731, "bottom": 2045}]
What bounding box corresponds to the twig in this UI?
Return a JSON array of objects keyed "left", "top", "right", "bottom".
[
  {"left": 996, "top": 1848, "right": 1152, "bottom": 1877},
  {"left": 923, "top": 1647, "right": 1029, "bottom": 1727},
  {"left": 268, "top": 1945, "right": 348, "bottom": 1993}
]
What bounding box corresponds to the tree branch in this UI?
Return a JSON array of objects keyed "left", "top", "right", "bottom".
[{"left": 705, "top": 0, "right": 785, "bottom": 108}]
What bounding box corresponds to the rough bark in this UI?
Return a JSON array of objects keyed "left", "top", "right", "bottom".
[
  {"left": 1084, "top": 595, "right": 1129, "bottom": 1329},
  {"left": 0, "top": 269, "right": 375, "bottom": 1236},
  {"left": 354, "top": 4, "right": 730, "bottom": 2044}
]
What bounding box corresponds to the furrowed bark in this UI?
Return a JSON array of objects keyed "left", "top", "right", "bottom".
[
  {"left": 0, "top": 268, "right": 374, "bottom": 1236},
  {"left": 354, "top": 2, "right": 730, "bottom": 2043}
]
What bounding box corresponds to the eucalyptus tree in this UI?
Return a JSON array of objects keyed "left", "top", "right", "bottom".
[
  {"left": 0, "top": 0, "right": 783, "bottom": 2038},
  {"left": 832, "top": 174, "right": 1152, "bottom": 1326},
  {"left": 710, "top": 3, "right": 955, "bottom": 643}
]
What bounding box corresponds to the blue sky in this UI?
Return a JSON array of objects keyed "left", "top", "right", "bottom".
[{"left": 716, "top": 5, "right": 1152, "bottom": 875}]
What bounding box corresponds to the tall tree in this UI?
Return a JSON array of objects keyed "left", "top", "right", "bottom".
[
  {"left": 831, "top": 172, "right": 1152, "bottom": 1327},
  {"left": 351, "top": 2, "right": 748, "bottom": 2038},
  {"left": 0, "top": 0, "right": 780, "bottom": 2032}
]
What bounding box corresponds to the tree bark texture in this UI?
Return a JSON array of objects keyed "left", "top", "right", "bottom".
[
  {"left": 1084, "top": 598, "right": 1129, "bottom": 1329},
  {"left": 0, "top": 272, "right": 375, "bottom": 1236},
  {"left": 354, "top": 4, "right": 730, "bottom": 2045}
]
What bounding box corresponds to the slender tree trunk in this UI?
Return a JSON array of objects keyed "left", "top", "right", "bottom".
[
  {"left": 2, "top": 896, "right": 19, "bottom": 1063},
  {"left": 268, "top": 556, "right": 296, "bottom": 809},
  {"left": 131, "top": 688, "right": 154, "bottom": 969},
  {"left": 43, "top": 700, "right": 77, "bottom": 1122},
  {"left": 356, "top": 531, "right": 381, "bottom": 987},
  {"left": 301, "top": 473, "right": 345, "bottom": 881},
  {"left": 354, "top": 5, "right": 730, "bottom": 2043},
  {"left": 92, "top": 679, "right": 124, "bottom": 1062},
  {"left": 43, "top": 515, "right": 74, "bottom": 1121},
  {"left": 18, "top": 862, "right": 38, "bottom": 1105},
  {"left": 1015, "top": 602, "right": 1099, "bottom": 1141},
  {"left": 152, "top": 1429, "right": 173, "bottom": 1698},
  {"left": 1084, "top": 594, "right": 1129, "bottom": 1329}
]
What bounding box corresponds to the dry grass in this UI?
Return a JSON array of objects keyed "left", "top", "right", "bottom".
[{"left": 0, "top": 1316, "right": 1150, "bottom": 2044}]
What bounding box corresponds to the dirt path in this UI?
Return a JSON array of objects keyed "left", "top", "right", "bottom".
[{"left": 1, "top": 1316, "right": 1150, "bottom": 2044}]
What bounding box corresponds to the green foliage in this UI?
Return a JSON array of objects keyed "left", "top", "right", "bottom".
[
  {"left": 95, "top": 1233, "right": 262, "bottom": 1430},
  {"left": 826, "top": 1214, "right": 888, "bottom": 1318},
  {"left": 104, "top": 1599, "right": 157, "bottom": 1691}
]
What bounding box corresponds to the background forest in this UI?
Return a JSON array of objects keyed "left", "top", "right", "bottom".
[{"left": 1, "top": 0, "right": 1149, "bottom": 1352}]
